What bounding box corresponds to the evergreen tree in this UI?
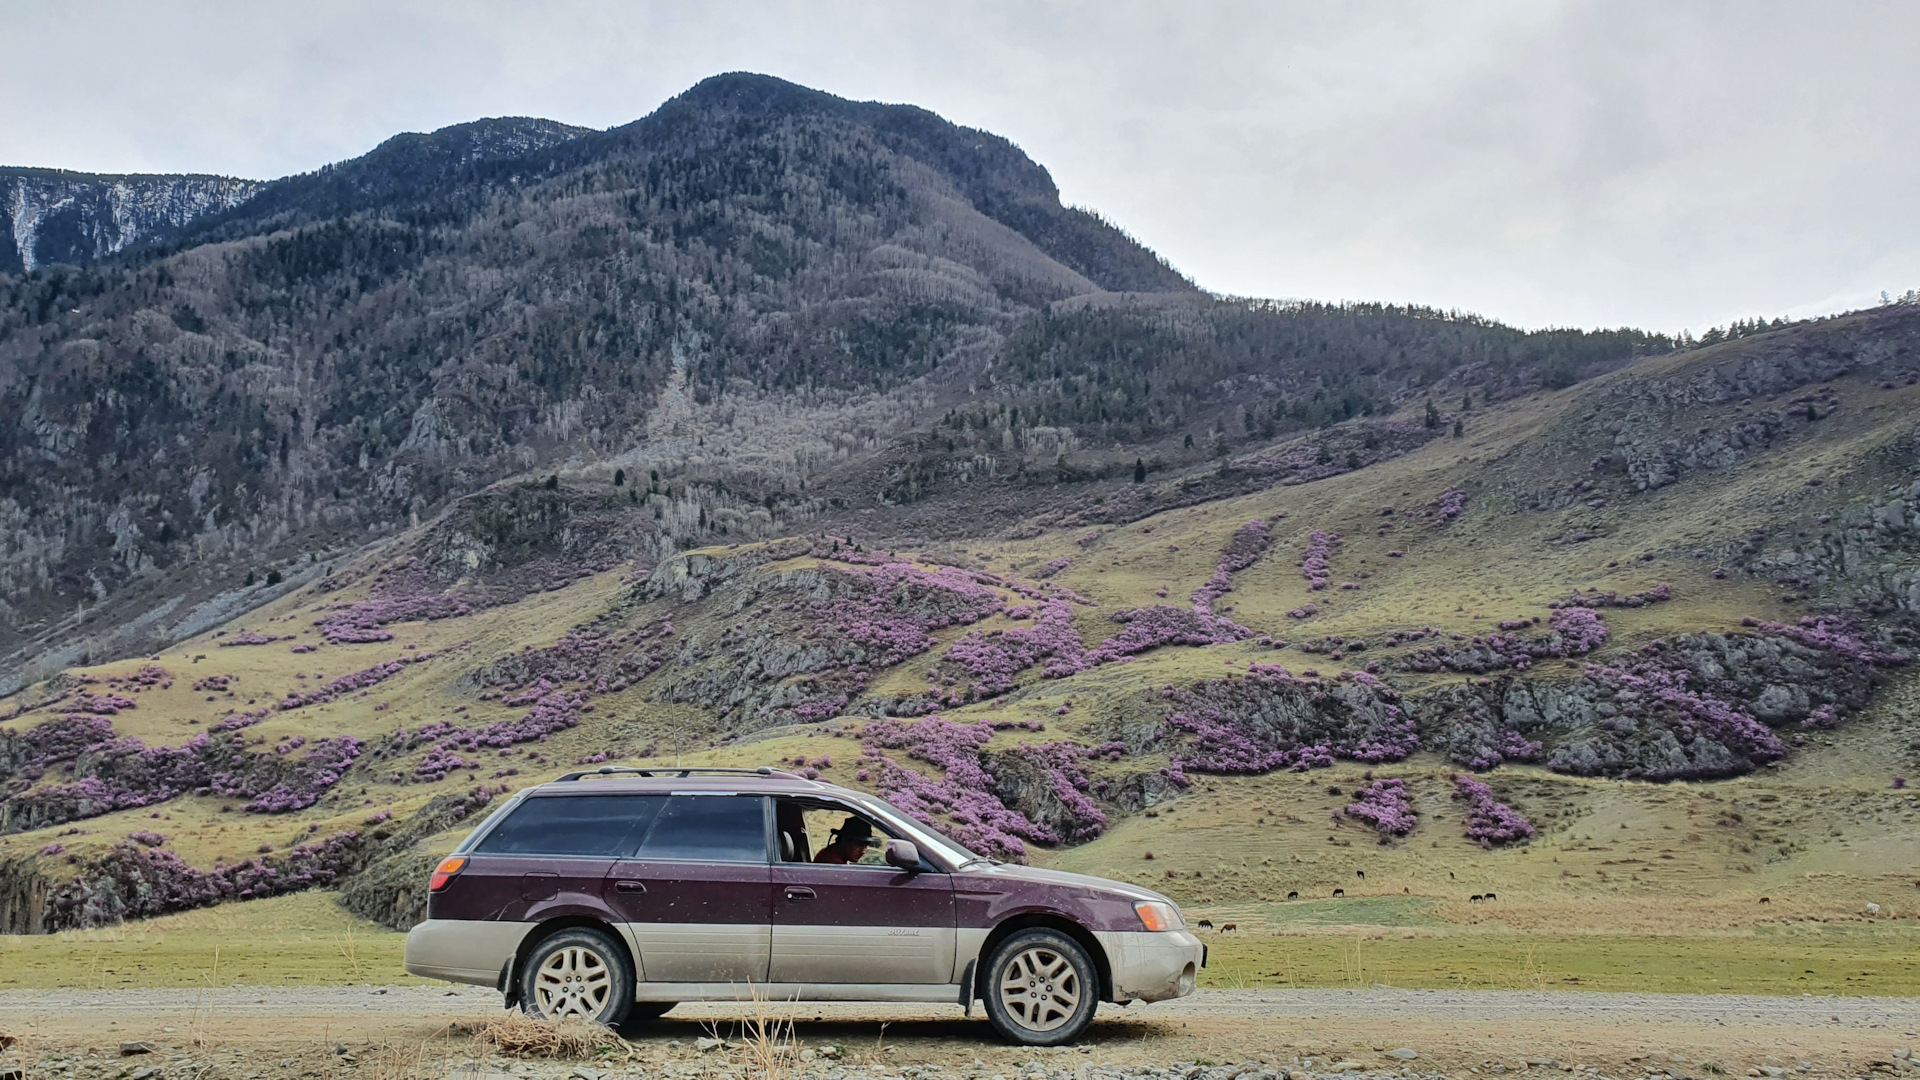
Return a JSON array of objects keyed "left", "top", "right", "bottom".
[
  {"left": 1133, "top": 457, "right": 1146, "bottom": 483},
  {"left": 614, "top": 468, "right": 625, "bottom": 487}
]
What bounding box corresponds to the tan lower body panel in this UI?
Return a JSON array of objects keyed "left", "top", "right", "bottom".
[
  {"left": 632, "top": 982, "right": 961, "bottom": 1003},
  {"left": 770, "top": 925, "right": 956, "bottom": 984},
  {"left": 628, "top": 922, "right": 770, "bottom": 983},
  {"left": 404, "top": 919, "right": 534, "bottom": 987}
]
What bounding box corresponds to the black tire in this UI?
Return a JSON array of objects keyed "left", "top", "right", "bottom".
[
  {"left": 980, "top": 929, "right": 1099, "bottom": 1046},
  {"left": 519, "top": 927, "right": 634, "bottom": 1027}
]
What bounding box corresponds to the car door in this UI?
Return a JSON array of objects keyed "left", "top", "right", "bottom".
[
  {"left": 769, "top": 800, "right": 955, "bottom": 985},
  {"left": 603, "top": 793, "right": 772, "bottom": 984}
]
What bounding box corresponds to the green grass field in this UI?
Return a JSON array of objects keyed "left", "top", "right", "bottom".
[{"left": 2, "top": 890, "right": 1915, "bottom": 997}]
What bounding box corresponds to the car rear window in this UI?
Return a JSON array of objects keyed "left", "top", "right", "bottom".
[
  {"left": 633, "top": 795, "right": 768, "bottom": 863},
  {"left": 474, "top": 794, "right": 664, "bottom": 857}
]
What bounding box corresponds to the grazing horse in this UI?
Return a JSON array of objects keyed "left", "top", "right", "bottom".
[
  {"left": 1356, "top": 870, "right": 1365, "bottom": 880},
  {"left": 1332, "top": 888, "right": 1345, "bottom": 897},
  {"left": 1286, "top": 891, "right": 1299, "bottom": 900},
  {"left": 1470, "top": 894, "right": 1484, "bottom": 902},
  {"left": 1197, "top": 919, "right": 1214, "bottom": 928},
  {"left": 1483, "top": 892, "right": 1497, "bottom": 901},
  {"left": 1759, "top": 897, "right": 1771, "bottom": 904},
  {"left": 1220, "top": 923, "right": 1238, "bottom": 932}
]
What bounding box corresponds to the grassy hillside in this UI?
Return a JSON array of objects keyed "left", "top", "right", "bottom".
[{"left": 1, "top": 307, "right": 1917, "bottom": 992}]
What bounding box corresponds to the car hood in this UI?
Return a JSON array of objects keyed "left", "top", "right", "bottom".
[{"left": 957, "top": 861, "right": 1178, "bottom": 906}]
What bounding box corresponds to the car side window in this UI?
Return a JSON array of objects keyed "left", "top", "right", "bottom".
[
  {"left": 633, "top": 795, "right": 769, "bottom": 863},
  {"left": 799, "top": 805, "right": 897, "bottom": 867},
  {"left": 474, "top": 794, "right": 664, "bottom": 857}
]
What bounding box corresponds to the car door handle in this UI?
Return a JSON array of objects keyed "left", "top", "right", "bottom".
[
  {"left": 784, "top": 886, "right": 816, "bottom": 901},
  {"left": 614, "top": 880, "right": 647, "bottom": 893}
]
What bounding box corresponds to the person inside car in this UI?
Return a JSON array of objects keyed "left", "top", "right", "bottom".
[{"left": 812, "top": 816, "right": 876, "bottom": 864}]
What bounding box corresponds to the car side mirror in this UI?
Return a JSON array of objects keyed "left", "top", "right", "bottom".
[{"left": 884, "top": 839, "right": 921, "bottom": 871}]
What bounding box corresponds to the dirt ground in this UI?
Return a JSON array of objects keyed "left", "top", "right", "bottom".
[{"left": 1, "top": 987, "right": 1915, "bottom": 1080}]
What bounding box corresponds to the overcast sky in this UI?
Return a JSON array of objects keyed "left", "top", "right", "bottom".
[{"left": 5, "top": 1, "right": 1916, "bottom": 334}]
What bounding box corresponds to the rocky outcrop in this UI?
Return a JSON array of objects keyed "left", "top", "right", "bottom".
[
  {"left": 0, "top": 852, "right": 51, "bottom": 935},
  {"left": 1569, "top": 308, "right": 1920, "bottom": 493},
  {"left": 1, "top": 168, "right": 262, "bottom": 273}
]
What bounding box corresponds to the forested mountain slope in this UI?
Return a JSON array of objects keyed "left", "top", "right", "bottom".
[{"left": 0, "top": 73, "right": 1666, "bottom": 688}]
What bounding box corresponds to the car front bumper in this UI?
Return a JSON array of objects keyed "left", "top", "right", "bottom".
[
  {"left": 1093, "top": 929, "right": 1205, "bottom": 1003},
  {"left": 404, "top": 919, "right": 533, "bottom": 987}
]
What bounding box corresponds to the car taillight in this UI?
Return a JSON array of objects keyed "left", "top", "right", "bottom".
[
  {"left": 428, "top": 856, "right": 467, "bottom": 892},
  {"left": 1134, "top": 900, "right": 1184, "bottom": 932}
]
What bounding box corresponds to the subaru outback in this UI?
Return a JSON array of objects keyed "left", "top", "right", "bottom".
[{"left": 404, "top": 766, "right": 1204, "bottom": 1044}]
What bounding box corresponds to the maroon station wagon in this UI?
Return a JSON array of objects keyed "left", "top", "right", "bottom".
[{"left": 405, "top": 766, "right": 1204, "bottom": 1044}]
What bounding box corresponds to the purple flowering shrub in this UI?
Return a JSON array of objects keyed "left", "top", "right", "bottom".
[
  {"left": 0, "top": 714, "right": 117, "bottom": 781},
  {"left": 242, "top": 736, "right": 365, "bottom": 812},
  {"left": 208, "top": 708, "right": 270, "bottom": 733},
  {"left": 1091, "top": 606, "right": 1252, "bottom": 660},
  {"left": 1437, "top": 706, "right": 1544, "bottom": 771},
  {"left": 1191, "top": 520, "right": 1272, "bottom": 613},
  {"left": 45, "top": 831, "right": 362, "bottom": 930},
  {"left": 858, "top": 717, "right": 1056, "bottom": 860},
  {"left": 1453, "top": 775, "right": 1534, "bottom": 846},
  {"left": 929, "top": 519, "right": 1267, "bottom": 703},
  {"left": 1436, "top": 488, "right": 1468, "bottom": 519},
  {"left": 1744, "top": 615, "right": 1911, "bottom": 667},
  {"left": 992, "top": 739, "right": 1111, "bottom": 843},
  {"left": 275, "top": 650, "right": 449, "bottom": 711},
  {"left": 2, "top": 713, "right": 370, "bottom": 832},
  {"left": 375, "top": 682, "right": 588, "bottom": 782},
  {"left": 932, "top": 600, "right": 1092, "bottom": 703},
  {"left": 807, "top": 562, "right": 1004, "bottom": 665},
  {"left": 1343, "top": 778, "right": 1417, "bottom": 836},
  {"left": 1298, "top": 531, "right": 1342, "bottom": 590},
  {"left": 1546, "top": 621, "right": 1907, "bottom": 780},
  {"left": 1157, "top": 666, "right": 1417, "bottom": 775},
  {"left": 1550, "top": 584, "right": 1672, "bottom": 609},
  {"left": 1395, "top": 607, "right": 1609, "bottom": 674}
]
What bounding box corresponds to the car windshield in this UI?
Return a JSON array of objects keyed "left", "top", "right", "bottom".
[{"left": 849, "top": 793, "right": 993, "bottom": 867}]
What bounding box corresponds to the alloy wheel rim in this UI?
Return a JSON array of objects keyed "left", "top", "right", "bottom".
[
  {"left": 533, "top": 945, "right": 613, "bottom": 1020},
  {"left": 997, "top": 946, "right": 1081, "bottom": 1031}
]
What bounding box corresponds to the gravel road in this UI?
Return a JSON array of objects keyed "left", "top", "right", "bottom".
[{"left": 0, "top": 988, "right": 1914, "bottom": 1080}]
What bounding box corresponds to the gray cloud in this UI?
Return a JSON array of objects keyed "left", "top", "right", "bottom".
[{"left": 3, "top": 0, "right": 1915, "bottom": 331}]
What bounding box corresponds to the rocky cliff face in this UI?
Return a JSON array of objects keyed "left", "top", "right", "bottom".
[{"left": 1, "top": 169, "right": 262, "bottom": 274}]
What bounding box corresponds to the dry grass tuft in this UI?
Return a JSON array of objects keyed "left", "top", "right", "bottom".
[
  {"left": 472, "top": 1012, "right": 631, "bottom": 1060},
  {"left": 736, "top": 992, "right": 799, "bottom": 1080}
]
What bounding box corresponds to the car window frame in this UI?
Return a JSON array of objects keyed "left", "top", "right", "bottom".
[
  {"left": 778, "top": 796, "right": 945, "bottom": 874},
  {"left": 466, "top": 791, "right": 668, "bottom": 860},
  {"left": 624, "top": 792, "right": 774, "bottom": 865}
]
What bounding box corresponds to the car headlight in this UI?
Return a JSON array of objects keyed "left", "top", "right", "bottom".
[{"left": 1134, "top": 900, "right": 1184, "bottom": 932}]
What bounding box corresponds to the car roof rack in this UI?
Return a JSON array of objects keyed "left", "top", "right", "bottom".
[{"left": 552, "top": 765, "right": 806, "bottom": 782}]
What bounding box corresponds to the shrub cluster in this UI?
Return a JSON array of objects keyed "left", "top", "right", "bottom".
[
  {"left": 45, "top": 831, "right": 362, "bottom": 930},
  {"left": 1342, "top": 777, "right": 1417, "bottom": 836},
  {"left": 1299, "top": 530, "right": 1342, "bottom": 591},
  {"left": 1453, "top": 774, "right": 1535, "bottom": 846},
  {"left": 1191, "top": 519, "right": 1271, "bottom": 613}
]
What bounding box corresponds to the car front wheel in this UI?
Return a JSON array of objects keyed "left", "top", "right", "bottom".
[
  {"left": 981, "top": 929, "right": 1098, "bottom": 1045},
  {"left": 520, "top": 928, "right": 634, "bottom": 1027}
]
